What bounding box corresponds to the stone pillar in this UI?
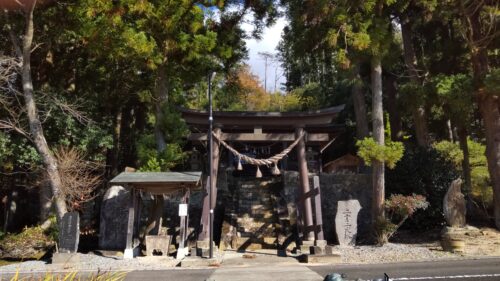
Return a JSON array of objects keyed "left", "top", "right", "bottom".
[
  {"left": 124, "top": 186, "right": 137, "bottom": 259},
  {"left": 295, "top": 127, "right": 315, "bottom": 242}
]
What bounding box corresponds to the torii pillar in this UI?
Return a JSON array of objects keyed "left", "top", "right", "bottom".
[
  {"left": 295, "top": 127, "right": 315, "bottom": 242},
  {"left": 198, "top": 127, "right": 221, "bottom": 242}
]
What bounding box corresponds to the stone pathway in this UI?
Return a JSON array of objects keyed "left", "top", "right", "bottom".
[{"left": 207, "top": 265, "right": 323, "bottom": 281}]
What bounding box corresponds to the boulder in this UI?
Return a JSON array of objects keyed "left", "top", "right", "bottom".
[
  {"left": 443, "top": 179, "right": 466, "bottom": 227},
  {"left": 98, "top": 185, "right": 130, "bottom": 250}
]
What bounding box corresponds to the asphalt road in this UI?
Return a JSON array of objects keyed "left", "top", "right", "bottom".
[
  {"left": 3, "top": 258, "right": 500, "bottom": 281},
  {"left": 308, "top": 257, "right": 500, "bottom": 281}
]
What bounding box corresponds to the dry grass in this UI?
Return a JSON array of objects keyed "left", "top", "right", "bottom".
[{"left": 52, "top": 146, "right": 104, "bottom": 212}]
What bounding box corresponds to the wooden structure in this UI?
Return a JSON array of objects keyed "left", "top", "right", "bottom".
[
  {"left": 109, "top": 171, "right": 202, "bottom": 259},
  {"left": 181, "top": 106, "right": 344, "bottom": 244},
  {"left": 323, "top": 154, "right": 362, "bottom": 173}
]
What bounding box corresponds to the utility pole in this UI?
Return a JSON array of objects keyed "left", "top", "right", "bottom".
[
  {"left": 207, "top": 71, "right": 216, "bottom": 259},
  {"left": 258, "top": 51, "right": 274, "bottom": 93}
]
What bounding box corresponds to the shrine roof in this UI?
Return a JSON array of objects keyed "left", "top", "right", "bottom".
[
  {"left": 180, "top": 105, "right": 344, "bottom": 131},
  {"left": 110, "top": 171, "right": 202, "bottom": 195}
]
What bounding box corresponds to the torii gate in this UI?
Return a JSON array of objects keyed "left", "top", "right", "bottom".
[{"left": 180, "top": 105, "right": 345, "bottom": 246}]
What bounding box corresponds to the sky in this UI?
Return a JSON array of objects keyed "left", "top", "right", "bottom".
[{"left": 242, "top": 17, "right": 287, "bottom": 93}]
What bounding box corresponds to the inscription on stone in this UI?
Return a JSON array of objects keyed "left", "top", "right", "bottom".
[
  {"left": 99, "top": 186, "right": 130, "bottom": 250},
  {"left": 335, "top": 200, "right": 361, "bottom": 246},
  {"left": 59, "top": 211, "right": 80, "bottom": 253}
]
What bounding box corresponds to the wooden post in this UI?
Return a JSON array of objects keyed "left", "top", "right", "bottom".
[
  {"left": 199, "top": 178, "right": 210, "bottom": 241},
  {"left": 313, "top": 176, "right": 324, "bottom": 241},
  {"left": 198, "top": 127, "right": 221, "bottom": 241},
  {"left": 124, "top": 186, "right": 136, "bottom": 259},
  {"left": 295, "top": 127, "right": 315, "bottom": 242},
  {"left": 177, "top": 189, "right": 190, "bottom": 259}
]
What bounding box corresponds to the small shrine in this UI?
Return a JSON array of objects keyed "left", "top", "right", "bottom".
[{"left": 181, "top": 106, "right": 345, "bottom": 249}]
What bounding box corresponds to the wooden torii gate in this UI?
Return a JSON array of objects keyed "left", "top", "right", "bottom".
[{"left": 180, "top": 105, "right": 344, "bottom": 245}]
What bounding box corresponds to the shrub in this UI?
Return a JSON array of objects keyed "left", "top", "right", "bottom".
[
  {"left": 375, "top": 194, "right": 429, "bottom": 245},
  {"left": 386, "top": 145, "right": 459, "bottom": 230},
  {"left": 433, "top": 139, "right": 492, "bottom": 210},
  {"left": 0, "top": 226, "right": 55, "bottom": 259}
]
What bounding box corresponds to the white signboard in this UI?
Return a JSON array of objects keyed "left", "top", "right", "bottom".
[{"left": 178, "top": 203, "right": 188, "bottom": 217}]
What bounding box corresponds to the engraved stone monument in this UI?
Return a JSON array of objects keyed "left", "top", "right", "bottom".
[
  {"left": 335, "top": 199, "right": 361, "bottom": 246},
  {"left": 59, "top": 211, "right": 80, "bottom": 253},
  {"left": 99, "top": 185, "right": 130, "bottom": 250}
]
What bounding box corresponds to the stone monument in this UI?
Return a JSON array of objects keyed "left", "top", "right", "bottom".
[
  {"left": 443, "top": 178, "right": 466, "bottom": 227},
  {"left": 99, "top": 185, "right": 130, "bottom": 250},
  {"left": 59, "top": 211, "right": 80, "bottom": 253},
  {"left": 335, "top": 199, "right": 361, "bottom": 246}
]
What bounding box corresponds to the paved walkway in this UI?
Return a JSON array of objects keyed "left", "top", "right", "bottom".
[{"left": 207, "top": 265, "right": 323, "bottom": 281}]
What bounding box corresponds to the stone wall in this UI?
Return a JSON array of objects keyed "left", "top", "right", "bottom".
[
  {"left": 279, "top": 171, "right": 372, "bottom": 244},
  {"left": 105, "top": 169, "right": 372, "bottom": 250}
]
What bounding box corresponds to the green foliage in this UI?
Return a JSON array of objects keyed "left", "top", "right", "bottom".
[
  {"left": 433, "top": 74, "right": 474, "bottom": 122},
  {"left": 484, "top": 68, "right": 500, "bottom": 95},
  {"left": 137, "top": 105, "right": 188, "bottom": 172},
  {"left": 434, "top": 139, "right": 492, "bottom": 208},
  {"left": 290, "top": 83, "right": 326, "bottom": 110},
  {"left": 0, "top": 226, "right": 55, "bottom": 260},
  {"left": 386, "top": 146, "right": 460, "bottom": 230},
  {"left": 356, "top": 137, "right": 404, "bottom": 169}
]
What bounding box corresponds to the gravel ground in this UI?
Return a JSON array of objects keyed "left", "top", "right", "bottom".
[
  {"left": 0, "top": 254, "right": 179, "bottom": 273},
  {"left": 332, "top": 243, "right": 456, "bottom": 264},
  {"left": 1, "top": 238, "right": 496, "bottom": 273}
]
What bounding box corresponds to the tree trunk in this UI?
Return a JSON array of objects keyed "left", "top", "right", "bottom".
[
  {"left": 150, "top": 63, "right": 169, "bottom": 233},
  {"left": 385, "top": 74, "right": 402, "bottom": 141},
  {"left": 351, "top": 63, "right": 369, "bottom": 139},
  {"left": 446, "top": 120, "right": 454, "bottom": 142},
  {"left": 371, "top": 56, "right": 385, "bottom": 222},
  {"left": 111, "top": 109, "right": 122, "bottom": 176},
  {"left": 401, "top": 20, "right": 430, "bottom": 147},
  {"left": 21, "top": 2, "right": 67, "bottom": 221},
  {"left": 457, "top": 125, "right": 472, "bottom": 196},
  {"left": 465, "top": 5, "right": 499, "bottom": 229},
  {"left": 478, "top": 95, "right": 500, "bottom": 229},
  {"left": 154, "top": 64, "right": 168, "bottom": 152}
]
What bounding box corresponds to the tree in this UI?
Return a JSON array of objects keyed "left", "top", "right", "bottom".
[
  {"left": 2, "top": 0, "right": 68, "bottom": 222},
  {"left": 452, "top": 0, "right": 500, "bottom": 228}
]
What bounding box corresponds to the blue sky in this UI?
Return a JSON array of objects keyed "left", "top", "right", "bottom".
[{"left": 242, "top": 17, "right": 287, "bottom": 92}]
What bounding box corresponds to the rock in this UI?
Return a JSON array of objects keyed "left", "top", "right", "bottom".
[
  {"left": 443, "top": 179, "right": 466, "bottom": 227},
  {"left": 335, "top": 200, "right": 361, "bottom": 246},
  {"left": 58, "top": 211, "right": 80, "bottom": 253},
  {"left": 98, "top": 186, "right": 130, "bottom": 250}
]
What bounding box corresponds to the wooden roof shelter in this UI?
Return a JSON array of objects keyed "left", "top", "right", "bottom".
[
  {"left": 110, "top": 171, "right": 202, "bottom": 195},
  {"left": 109, "top": 171, "right": 201, "bottom": 259}
]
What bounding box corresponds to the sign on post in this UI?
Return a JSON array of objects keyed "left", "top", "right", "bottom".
[{"left": 178, "top": 203, "right": 188, "bottom": 217}]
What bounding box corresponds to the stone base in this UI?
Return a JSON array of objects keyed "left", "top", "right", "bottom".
[
  {"left": 180, "top": 257, "right": 220, "bottom": 267},
  {"left": 124, "top": 248, "right": 134, "bottom": 259},
  {"left": 298, "top": 240, "right": 313, "bottom": 255},
  {"left": 145, "top": 235, "right": 170, "bottom": 256},
  {"left": 302, "top": 254, "right": 341, "bottom": 264},
  {"left": 310, "top": 246, "right": 325, "bottom": 255},
  {"left": 52, "top": 253, "right": 80, "bottom": 264},
  {"left": 315, "top": 240, "right": 327, "bottom": 247},
  {"left": 176, "top": 247, "right": 189, "bottom": 260},
  {"left": 325, "top": 245, "right": 339, "bottom": 255}
]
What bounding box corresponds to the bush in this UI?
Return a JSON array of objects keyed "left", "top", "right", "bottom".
[
  {"left": 386, "top": 145, "right": 459, "bottom": 230},
  {"left": 0, "top": 226, "right": 55, "bottom": 259},
  {"left": 433, "top": 139, "right": 493, "bottom": 210},
  {"left": 375, "top": 194, "right": 429, "bottom": 245}
]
